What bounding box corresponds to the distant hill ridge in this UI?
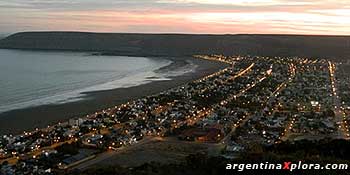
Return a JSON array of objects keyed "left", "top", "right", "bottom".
[{"left": 1, "top": 31, "right": 350, "bottom": 58}]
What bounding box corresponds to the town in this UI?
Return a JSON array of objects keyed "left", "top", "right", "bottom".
[{"left": 1, "top": 55, "right": 350, "bottom": 174}]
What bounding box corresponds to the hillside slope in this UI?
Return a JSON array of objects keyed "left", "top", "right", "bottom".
[{"left": 1, "top": 32, "right": 350, "bottom": 58}]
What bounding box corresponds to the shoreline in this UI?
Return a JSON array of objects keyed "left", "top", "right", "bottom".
[
  {"left": 0, "top": 57, "right": 228, "bottom": 135},
  {"left": 0, "top": 52, "right": 174, "bottom": 114}
]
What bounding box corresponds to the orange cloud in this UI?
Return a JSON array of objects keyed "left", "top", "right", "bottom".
[{"left": 1, "top": 0, "right": 350, "bottom": 35}]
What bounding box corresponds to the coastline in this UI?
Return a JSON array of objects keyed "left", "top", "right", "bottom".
[{"left": 0, "top": 57, "right": 228, "bottom": 135}]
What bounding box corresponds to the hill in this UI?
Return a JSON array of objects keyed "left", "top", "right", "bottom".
[{"left": 1, "top": 32, "right": 350, "bottom": 58}]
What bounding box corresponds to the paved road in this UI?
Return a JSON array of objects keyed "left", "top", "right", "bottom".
[{"left": 331, "top": 62, "right": 349, "bottom": 139}]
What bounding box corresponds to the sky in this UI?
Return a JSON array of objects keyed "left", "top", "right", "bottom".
[{"left": 0, "top": 0, "right": 350, "bottom": 35}]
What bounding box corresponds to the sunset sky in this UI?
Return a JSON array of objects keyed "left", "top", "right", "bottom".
[{"left": 0, "top": 0, "right": 349, "bottom": 35}]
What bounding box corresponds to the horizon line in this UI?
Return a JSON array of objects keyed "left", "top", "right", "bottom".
[{"left": 4, "top": 31, "right": 350, "bottom": 37}]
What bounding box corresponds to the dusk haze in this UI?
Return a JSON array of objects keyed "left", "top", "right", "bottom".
[
  {"left": 1, "top": 0, "right": 350, "bottom": 35},
  {"left": 1, "top": 1, "right": 350, "bottom": 175}
]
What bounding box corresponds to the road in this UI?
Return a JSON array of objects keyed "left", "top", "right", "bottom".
[
  {"left": 69, "top": 63, "right": 264, "bottom": 171},
  {"left": 71, "top": 136, "right": 159, "bottom": 171},
  {"left": 220, "top": 66, "right": 284, "bottom": 145},
  {"left": 329, "top": 61, "right": 350, "bottom": 139}
]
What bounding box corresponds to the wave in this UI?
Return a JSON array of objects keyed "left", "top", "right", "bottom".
[{"left": 0, "top": 58, "right": 198, "bottom": 114}]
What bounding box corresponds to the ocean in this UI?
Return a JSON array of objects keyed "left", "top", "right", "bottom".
[{"left": 0, "top": 49, "right": 174, "bottom": 113}]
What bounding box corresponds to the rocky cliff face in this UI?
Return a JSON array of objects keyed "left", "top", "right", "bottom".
[{"left": 1, "top": 32, "right": 350, "bottom": 58}]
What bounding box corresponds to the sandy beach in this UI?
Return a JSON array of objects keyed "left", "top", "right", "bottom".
[{"left": 0, "top": 57, "right": 228, "bottom": 135}]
